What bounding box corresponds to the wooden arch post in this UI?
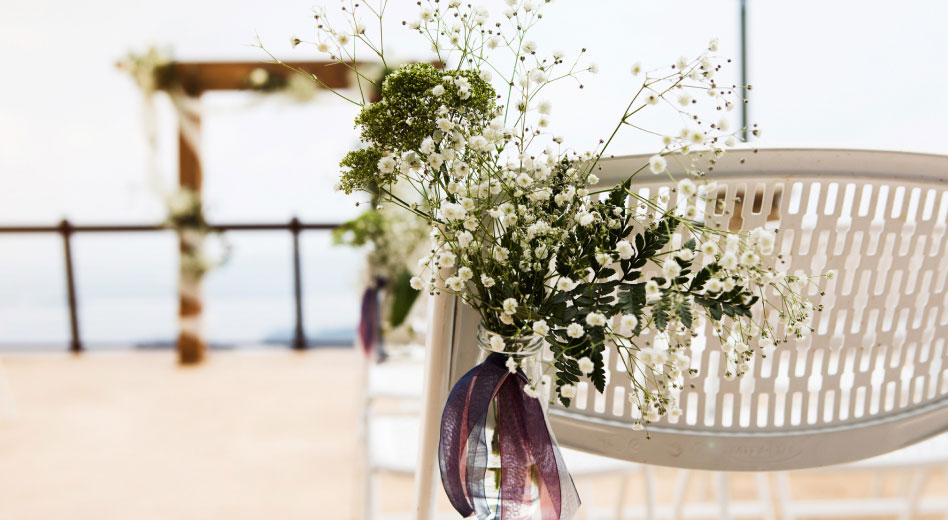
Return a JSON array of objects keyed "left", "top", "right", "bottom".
[{"left": 166, "top": 61, "right": 364, "bottom": 364}]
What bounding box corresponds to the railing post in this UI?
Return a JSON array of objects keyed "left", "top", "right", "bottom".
[
  {"left": 290, "top": 217, "right": 306, "bottom": 350},
  {"left": 59, "top": 219, "right": 82, "bottom": 353}
]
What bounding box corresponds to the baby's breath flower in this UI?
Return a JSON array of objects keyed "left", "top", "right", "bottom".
[
  {"left": 740, "top": 251, "right": 760, "bottom": 267},
  {"left": 419, "top": 137, "right": 436, "bottom": 155},
  {"left": 556, "top": 277, "right": 577, "bottom": 292},
  {"left": 566, "top": 323, "right": 584, "bottom": 338},
  {"left": 489, "top": 334, "right": 505, "bottom": 351},
  {"left": 677, "top": 179, "right": 697, "bottom": 198},
  {"left": 645, "top": 280, "right": 661, "bottom": 299},
  {"left": 439, "top": 251, "right": 457, "bottom": 268},
  {"left": 378, "top": 156, "right": 396, "bottom": 174},
  {"left": 503, "top": 298, "right": 518, "bottom": 315},
  {"left": 649, "top": 155, "right": 667, "bottom": 174},
  {"left": 447, "top": 276, "right": 465, "bottom": 292},
  {"left": 705, "top": 278, "right": 723, "bottom": 293},
  {"left": 506, "top": 356, "right": 518, "bottom": 373},
  {"left": 720, "top": 252, "right": 738, "bottom": 270},
  {"left": 578, "top": 357, "right": 594, "bottom": 375},
  {"left": 677, "top": 249, "right": 694, "bottom": 261},
  {"left": 585, "top": 312, "right": 607, "bottom": 327},
  {"left": 458, "top": 231, "right": 474, "bottom": 248},
  {"left": 436, "top": 117, "right": 454, "bottom": 132},
  {"left": 442, "top": 202, "right": 467, "bottom": 221},
  {"left": 533, "top": 320, "right": 549, "bottom": 336}
]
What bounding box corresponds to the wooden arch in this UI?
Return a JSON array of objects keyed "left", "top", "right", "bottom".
[{"left": 160, "top": 60, "right": 369, "bottom": 364}]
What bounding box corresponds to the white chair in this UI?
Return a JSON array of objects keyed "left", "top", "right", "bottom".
[
  {"left": 774, "top": 432, "right": 948, "bottom": 519},
  {"left": 412, "top": 149, "right": 948, "bottom": 520}
]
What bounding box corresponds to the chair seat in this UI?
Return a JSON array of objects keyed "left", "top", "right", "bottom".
[
  {"left": 369, "top": 414, "right": 640, "bottom": 476},
  {"left": 367, "top": 361, "right": 425, "bottom": 400}
]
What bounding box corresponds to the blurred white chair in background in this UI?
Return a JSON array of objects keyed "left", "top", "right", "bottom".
[
  {"left": 412, "top": 150, "right": 948, "bottom": 520},
  {"left": 775, "top": 432, "right": 948, "bottom": 520}
]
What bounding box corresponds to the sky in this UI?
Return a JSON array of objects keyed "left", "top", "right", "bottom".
[{"left": 0, "top": 0, "right": 946, "bottom": 347}]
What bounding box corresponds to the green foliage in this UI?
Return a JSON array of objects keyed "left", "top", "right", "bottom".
[
  {"left": 653, "top": 294, "right": 671, "bottom": 331},
  {"left": 689, "top": 263, "right": 719, "bottom": 292},
  {"left": 334, "top": 207, "right": 427, "bottom": 332},
  {"left": 694, "top": 289, "right": 756, "bottom": 321},
  {"left": 388, "top": 268, "right": 420, "bottom": 329},
  {"left": 338, "top": 148, "right": 386, "bottom": 194},
  {"left": 338, "top": 63, "right": 498, "bottom": 195},
  {"left": 332, "top": 209, "right": 384, "bottom": 246},
  {"left": 358, "top": 63, "right": 496, "bottom": 151}
]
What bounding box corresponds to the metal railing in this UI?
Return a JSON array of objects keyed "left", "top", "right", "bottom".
[{"left": 0, "top": 218, "right": 340, "bottom": 352}]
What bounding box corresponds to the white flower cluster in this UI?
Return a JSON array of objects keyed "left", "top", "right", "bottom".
[{"left": 298, "top": 0, "right": 820, "bottom": 426}]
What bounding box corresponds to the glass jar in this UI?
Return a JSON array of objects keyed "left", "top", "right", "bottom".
[
  {"left": 473, "top": 322, "right": 543, "bottom": 519},
  {"left": 476, "top": 322, "right": 543, "bottom": 359}
]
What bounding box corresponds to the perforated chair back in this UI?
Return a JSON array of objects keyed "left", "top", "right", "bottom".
[{"left": 432, "top": 149, "right": 948, "bottom": 472}]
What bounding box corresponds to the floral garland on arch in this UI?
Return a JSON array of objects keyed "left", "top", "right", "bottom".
[
  {"left": 121, "top": 46, "right": 323, "bottom": 360},
  {"left": 165, "top": 188, "right": 231, "bottom": 280},
  {"left": 271, "top": 1, "right": 825, "bottom": 517}
]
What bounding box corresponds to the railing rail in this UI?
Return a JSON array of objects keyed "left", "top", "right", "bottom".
[{"left": 0, "top": 218, "right": 341, "bottom": 352}]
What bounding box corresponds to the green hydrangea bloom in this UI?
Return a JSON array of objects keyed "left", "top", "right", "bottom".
[{"left": 338, "top": 63, "right": 497, "bottom": 194}]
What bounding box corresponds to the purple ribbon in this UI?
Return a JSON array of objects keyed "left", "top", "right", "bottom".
[
  {"left": 439, "top": 353, "right": 580, "bottom": 519},
  {"left": 357, "top": 281, "right": 381, "bottom": 357}
]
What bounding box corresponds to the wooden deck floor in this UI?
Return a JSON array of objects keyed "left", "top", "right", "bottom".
[{"left": 0, "top": 349, "right": 945, "bottom": 519}]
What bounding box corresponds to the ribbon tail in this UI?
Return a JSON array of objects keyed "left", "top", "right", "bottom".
[
  {"left": 497, "top": 375, "right": 535, "bottom": 519},
  {"left": 497, "top": 369, "right": 580, "bottom": 520},
  {"left": 439, "top": 354, "right": 508, "bottom": 517},
  {"left": 357, "top": 285, "right": 379, "bottom": 357},
  {"left": 520, "top": 380, "right": 580, "bottom": 519},
  {"left": 440, "top": 353, "right": 580, "bottom": 519}
]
